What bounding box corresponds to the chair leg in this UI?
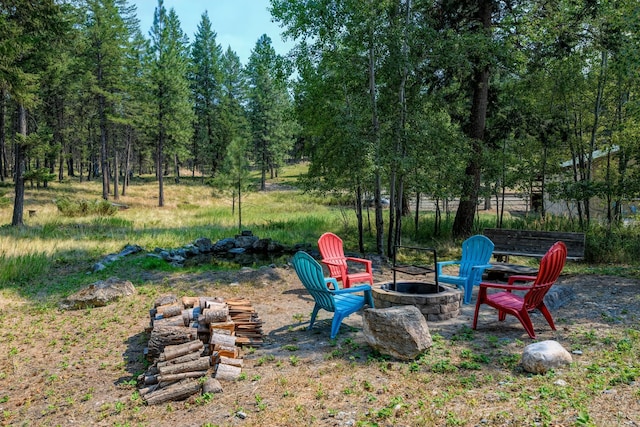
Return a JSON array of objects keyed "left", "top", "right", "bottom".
[
  {"left": 515, "top": 310, "right": 536, "bottom": 339},
  {"left": 472, "top": 301, "right": 482, "bottom": 330},
  {"left": 538, "top": 304, "right": 557, "bottom": 331},
  {"left": 463, "top": 283, "right": 473, "bottom": 305},
  {"left": 330, "top": 313, "right": 345, "bottom": 339},
  {"left": 308, "top": 305, "right": 320, "bottom": 331}
]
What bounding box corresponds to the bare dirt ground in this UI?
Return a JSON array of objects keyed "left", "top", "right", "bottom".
[{"left": 0, "top": 264, "right": 639, "bottom": 426}]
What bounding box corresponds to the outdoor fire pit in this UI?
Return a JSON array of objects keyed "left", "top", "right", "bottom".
[{"left": 372, "top": 281, "right": 462, "bottom": 321}]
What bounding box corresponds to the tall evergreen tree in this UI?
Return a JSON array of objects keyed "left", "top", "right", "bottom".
[
  {"left": 84, "top": 0, "right": 136, "bottom": 200},
  {"left": 147, "top": 0, "right": 194, "bottom": 206},
  {"left": 0, "top": 0, "right": 67, "bottom": 225},
  {"left": 189, "top": 12, "right": 224, "bottom": 177},
  {"left": 246, "top": 34, "right": 294, "bottom": 191}
]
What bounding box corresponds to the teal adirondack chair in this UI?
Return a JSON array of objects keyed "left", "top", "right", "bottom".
[
  {"left": 292, "top": 251, "right": 374, "bottom": 339},
  {"left": 436, "top": 235, "right": 495, "bottom": 304}
]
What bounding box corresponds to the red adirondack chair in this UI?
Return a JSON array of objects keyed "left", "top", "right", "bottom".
[
  {"left": 472, "top": 241, "right": 567, "bottom": 339},
  {"left": 318, "top": 232, "right": 374, "bottom": 289}
]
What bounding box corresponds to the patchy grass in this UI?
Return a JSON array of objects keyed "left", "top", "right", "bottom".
[{"left": 0, "top": 173, "right": 638, "bottom": 426}]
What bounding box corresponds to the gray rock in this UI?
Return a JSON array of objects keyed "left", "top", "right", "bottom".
[
  {"left": 544, "top": 285, "right": 575, "bottom": 310},
  {"left": 213, "top": 238, "right": 236, "bottom": 252},
  {"left": 194, "top": 237, "right": 213, "bottom": 252},
  {"left": 234, "top": 235, "right": 258, "bottom": 249},
  {"left": 521, "top": 340, "right": 572, "bottom": 374},
  {"left": 362, "top": 305, "right": 432, "bottom": 360},
  {"left": 228, "top": 247, "right": 245, "bottom": 254},
  {"left": 60, "top": 277, "right": 136, "bottom": 310},
  {"left": 119, "top": 244, "right": 143, "bottom": 257},
  {"left": 252, "top": 238, "right": 272, "bottom": 252}
]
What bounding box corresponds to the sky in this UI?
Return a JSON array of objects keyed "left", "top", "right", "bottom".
[{"left": 131, "top": 0, "right": 295, "bottom": 65}]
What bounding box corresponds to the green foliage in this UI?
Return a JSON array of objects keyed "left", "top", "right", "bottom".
[
  {"left": 23, "top": 168, "right": 56, "bottom": 185},
  {"left": 55, "top": 198, "right": 118, "bottom": 217},
  {"left": 0, "top": 252, "right": 50, "bottom": 286}
]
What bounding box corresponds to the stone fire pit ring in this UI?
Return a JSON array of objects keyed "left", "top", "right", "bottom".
[{"left": 372, "top": 281, "right": 462, "bottom": 321}]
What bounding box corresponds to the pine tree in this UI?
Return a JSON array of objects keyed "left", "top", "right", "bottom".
[
  {"left": 0, "top": 0, "right": 68, "bottom": 225},
  {"left": 246, "top": 34, "right": 294, "bottom": 191},
  {"left": 189, "top": 12, "right": 224, "bottom": 177},
  {"left": 147, "top": 0, "right": 194, "bottom": 206}
]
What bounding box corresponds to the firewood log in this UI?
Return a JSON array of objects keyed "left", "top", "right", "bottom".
[
  {"left": 210, "top": 333, "right": 236, "bottom": 347},
  {"left": 210, "top": 321, "right": 235, "bottom": 335},
  {"left": 157, "top": 351, "right": 202, "bottom": 368},
  {"left": 214, "top": 345, "right": 239, "bottom": 359},
  {"left": 199, "top": 306, "right": 229, "bottom": 324},
  {"left": 202, "top": 378, "right": 223, "bottom": 394},
  {"left": 181, "top": 307, "right": 201, "bottom": 326},
  {"left": 148, "top": 326, "right": 197, "bottom": 359},
  {"left": 158, "top": 356, "right": 211, "bottom": 376},
  {"left": 143, "top": 378, "right": 202, "bottom": 405},
  {"left": 181, "top": 296, "right": 200, "bottom": 308},
  {"left": 138, "top": 384, "right": 159, "bottom": 396},
  {"left": 152, "top": 316, "right": 186, "bottom": 328},
  {"left": 154, "top": 294, "right": 178, "bottom": 308},
  {"left": 215, "top": 363, "right": 242, "bottom": 381},
  {"left": 156, "top": 303, "right": 182, "bottom": 318},
  {"left": 159, "top": 340, "right": 203, "bottom": 362},
  {"left": 157, "top": 370, "right": 208, "bottom": 384},
  {"left": 199, "top": 296, "right": 224, "bottom": 309},
  {"left": 219, "top": 356, "right": 243, "bottom": 367}
]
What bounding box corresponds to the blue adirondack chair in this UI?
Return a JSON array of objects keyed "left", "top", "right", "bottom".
[
  {"left": 292, "top": 251, "right": 374, "bottom": 339},
  {"left": 436, "top": 235, "right": 495, "bottom": 304}
]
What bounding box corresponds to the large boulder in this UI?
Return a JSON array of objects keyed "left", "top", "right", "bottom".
[
  {"left": 362, "top": 305, "right": 432, "bottom": 360},
  {"left": 521, "top": 340, "right": 572, "bottom": 374},
  {"left": 60, "top": 277, "right": 136, "bottom": 310}
]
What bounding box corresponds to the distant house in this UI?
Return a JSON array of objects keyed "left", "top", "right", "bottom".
[{"left": 541, "top": 145, "right": 634, "bottom": 218}]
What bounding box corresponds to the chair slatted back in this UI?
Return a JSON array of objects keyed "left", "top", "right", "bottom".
[
  {"left": 292, "top": 251, "right": 336, "bottom": 312},
  {"left": 318, "top": 232, "right": 348, "bottom": 277},
  {"left": 458, "top": 235, "right": 495, "bottom": 278},
  {"left": 523, "top": 241, "right": 567, "bottom": 310}
]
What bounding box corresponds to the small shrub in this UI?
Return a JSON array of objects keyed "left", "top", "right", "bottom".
[{"left": 55, "top": 197, "right": 118, "bottom": 217}]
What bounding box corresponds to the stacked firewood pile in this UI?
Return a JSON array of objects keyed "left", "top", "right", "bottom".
[{"left": 137, "top": 294, "right": 263, "bottom": 405}]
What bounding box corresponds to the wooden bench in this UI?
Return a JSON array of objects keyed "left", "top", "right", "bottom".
[{"left": 483, "top": 228, "right": 585, "bottom": 278}]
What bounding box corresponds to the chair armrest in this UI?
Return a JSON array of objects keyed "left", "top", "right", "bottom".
[
  {"left": 436, "top": 260, "right": 460, "bottom": 275},
  {"left": 471, "top": 264, "right": 494, "bottom": 271},
  {"left": 507, "top": 275, "right": 537, "bottom": 285},
  {"left": 478, "top": 282, "right": 534, "bottom": 292},
  {"left": 333, "top": 284, "right": 372, "bottom": 295},
  {"left": 346, "top": 257, "right": 372, "bottom": 273},
  {"left": 324, "top": 277, "right": 340, "bottom": 290},
  {"left": 345, "top": 257, "right": 372, "bottom": 268}
]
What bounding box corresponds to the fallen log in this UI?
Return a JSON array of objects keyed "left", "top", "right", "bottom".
[{"left": 144, "top": 378, "right": 202, "bottom": 405}]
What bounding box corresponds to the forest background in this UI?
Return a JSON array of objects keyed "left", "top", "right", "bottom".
[{"left": 1, "top": 0, "right": 640, "bottom": 259}]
